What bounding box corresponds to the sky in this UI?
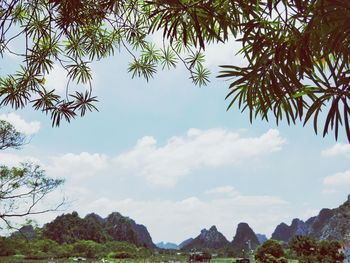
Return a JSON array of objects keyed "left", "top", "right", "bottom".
[{"left": 1, "top": 36, "right": 350, "bottom": 244}]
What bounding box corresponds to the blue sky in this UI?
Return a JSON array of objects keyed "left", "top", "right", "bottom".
[{"left": 1, "top": 38, "right": 350, "bottom": 244}]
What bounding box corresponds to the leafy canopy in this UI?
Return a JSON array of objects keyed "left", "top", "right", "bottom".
[
  {"left": 289, "top": 235, "right": 345, "bottom": 263},
  {"left": 255, "top": 239, "right": 286, "bottom": 263},
  {"left": 1, "top": 0, "right": 349, "bottom": 141}
]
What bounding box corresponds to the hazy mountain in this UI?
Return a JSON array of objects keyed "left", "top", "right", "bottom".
[
  {"left": 271, "top": 218, "right": 309, "bottom": 242},
  {"left": 271, "top": 195, "right": 350, "bottom": 242},
  {"left": 182, "top": 225, "right": 230, "bottom": 250},
  {"left": 156, "top": 242, "right": 179, "bottom": 250},
  {"left": 11, "top": 225, "right": 37, "bottom": 240},
  {"left": 178, "top": 238, "right": 194, "bottom": 249},
  {"left": 256, "top": 233, "right": 268, "bottom": 244}
]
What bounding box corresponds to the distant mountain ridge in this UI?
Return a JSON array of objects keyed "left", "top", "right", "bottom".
[
  {"left": 181, "top": 223, "right": 262, "bottom": 256},
  {"left": 271, "top": 195, "right": 350, "bottom": 242},
  {"left": 178, "top": 238, "right": 193, "bottom": 249},
  {"left": 182, "top": 225, "right": 230, "bottom": 251},
  {"left": 156, "top": 242, "right": 179, "bottom": 250},
  {"left": 42, "top": 211, "right": 155, "bottom": 248},
  {"left": 256, "top": 233, "right": 268, "bottom": 244},
  {"left": 9, "top": 195, "right": 350, "bottom": 253}
]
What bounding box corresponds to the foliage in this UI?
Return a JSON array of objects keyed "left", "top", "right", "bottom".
[
  {"left": 289, "top": 236, "right": 345, "bottom": 263},
  {"left": 0, "top": 237, "right": 16, "bottom": 256},
  {"left": 43, "top": 211, "right": 108, "bottom": 244},
  {"left": 0, "top": 120, "right": 65, "bottom": 230},
  {"left": 255, "top": 239, "right": 286, "bottom": 263},
  {"left": 148, "top": 0, "right": 350, "bottom": 141},
  {"left": 0, "top": 0, "right": 209, "bottom": 127},
  {"left": 0, "top": 120, "right": 26, "bottom": 150},
  {"left": 73, "top": 240, "right": 105, "bottom": 258},
  {"left": 42, "top": 211, "right": 155, "bottom": 251},
  {"left": 288, "top": 236, "right": 317, "bottom": 258},
  {"left": 1, "top": 1, "right": 349, "bottom": 140},
  {"left": 0, "top": 163, "right": 65, "bottom": 229},
  {"left": 0, "top": 235, "right": 153, "bottom": 260}
]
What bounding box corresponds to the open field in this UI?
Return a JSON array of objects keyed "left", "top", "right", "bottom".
[{"left": 0, "top": 257, "right": 299, "bottom": 263}]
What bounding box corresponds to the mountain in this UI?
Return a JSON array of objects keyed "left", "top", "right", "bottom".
[
  {"left": 256, "top": 233, "right": 267, "bottom": 244},
  {"left": 182, "top": 225, "right": 230, "bottom": 251},
  {"left": 231, "top": 223, "right": 260, "bottom": 252},
  {"left": 271, "top": 218, "right": 309, "bottom": 242},
  {"left": 178, "top": 238, "right": 194, "bottom": 249},
  {"left": 156, "top": 242, "right": 179, "bottom": 250},
  {"left": 43, "top": 211, "right": 155, "bottom": 248},
  {"left": 11, "top": 225, "right": 38, "bottom": 240},
  {"left": 271, "top": 195, "right": 350, "bottom": 242},
  {"left": 105, "top": 212, "right": 154, "bottom": 248}
]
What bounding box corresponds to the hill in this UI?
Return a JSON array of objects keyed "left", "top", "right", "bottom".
[
  {"left": 230, "top": 222, "right": 260, "bottom": 253},
  {"left": 182, "top": 225, "right": 230, "bottom": 251},
  {"left": 43, "top": 211, "right": 155, "bottom": 248}
]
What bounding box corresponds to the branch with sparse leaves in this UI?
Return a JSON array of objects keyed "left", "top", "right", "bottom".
[
  {"left": 0, "top": 120, "right": 66, "bottom": 231},
  {"left": 0, "top": 163, "right": 65, "bottom": 230}
]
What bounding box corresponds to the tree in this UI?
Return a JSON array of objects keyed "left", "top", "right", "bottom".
[
  {"left": 255, "top": 239, "right": 287, "bottom": 263},
  {"left": 289, "top": 236, "right": 317, "bottom": 258},
  {"left": 0, "top": 120, "right": 65, "bottom": 230},
  {"left": 0, "top": 0, "right": 349, "bottom": 141},
  {"left": 289, "top": 236, "right": 345, "bottom": 263},
  {"left": 0, "top": 120, "right": 26, "bottom": 150}
]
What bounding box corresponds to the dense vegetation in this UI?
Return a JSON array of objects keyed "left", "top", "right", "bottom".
[
  {"left": 288, "top": 236, "right": 345, "bottom": 263},
  {"left": 0, "top": 236, "right": 152, "bottom": 260},
  {"left": 42, "top": 211, "right": 154, "bottom": 248},
  {"left": 255, "top": 240, "right": 287, "bottom": 263},
  {"left": 254, "top": 236, "right": 345, "bottom": 263},
  {"left": 0, "top": 231, "right": 347, "bottom": 262}
]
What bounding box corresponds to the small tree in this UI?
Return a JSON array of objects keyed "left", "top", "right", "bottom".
[
  {"left": 255, "top": 239, "right": 286, "bottom": 263},
  {"left": 0, "top": 120, "right": 65, "bottom": 230},
  {"left": 0, "top": 120, "right": 26, "bottom": 150}
]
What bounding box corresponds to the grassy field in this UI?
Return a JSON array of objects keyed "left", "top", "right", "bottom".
[
  {"left": 0, "top": 256, "right": 235, "bottom": 263},
  {"left": 0, "top": 256, "right": 299, "bottom": 263}
]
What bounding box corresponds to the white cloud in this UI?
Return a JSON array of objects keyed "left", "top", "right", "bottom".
[
  {"left": 205, "top": 185, "right": 240, "bottom": 197},
  {"left": 114, "top": 128, "right": 286, "bottom": 187},
  {"left": 321, "top": 143, "right": 350, "bottom": 157},
  {"left": 301, "top": 208, "right": 320, "bottom": 220},
  {"left": 323, "top": 170, "right": 350, "bottom": 187},
  {"left": 46, "top": 152, "right": 108, "bottom": 180},
  {"left": 45, "top": 64, "right": 68, "bottom": 94},
  {"left": 0, "top": 152, "right": 40, "bottom": 167},
  {"left": 45, "top": 63, "right": 99, "bottom": 95},
  {"left": 203, "top": 38, "right": 246, "bottom": 69},
  {"left": 82, "top": 191, "right": 288, "bottom": 244},
  {"left": 0, "top": 113, "right": 40, "bottom": 135}
]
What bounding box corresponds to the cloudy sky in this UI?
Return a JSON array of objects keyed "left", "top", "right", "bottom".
[{"left": 1, "top": 38, "right": 350, "bottom": 244}]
